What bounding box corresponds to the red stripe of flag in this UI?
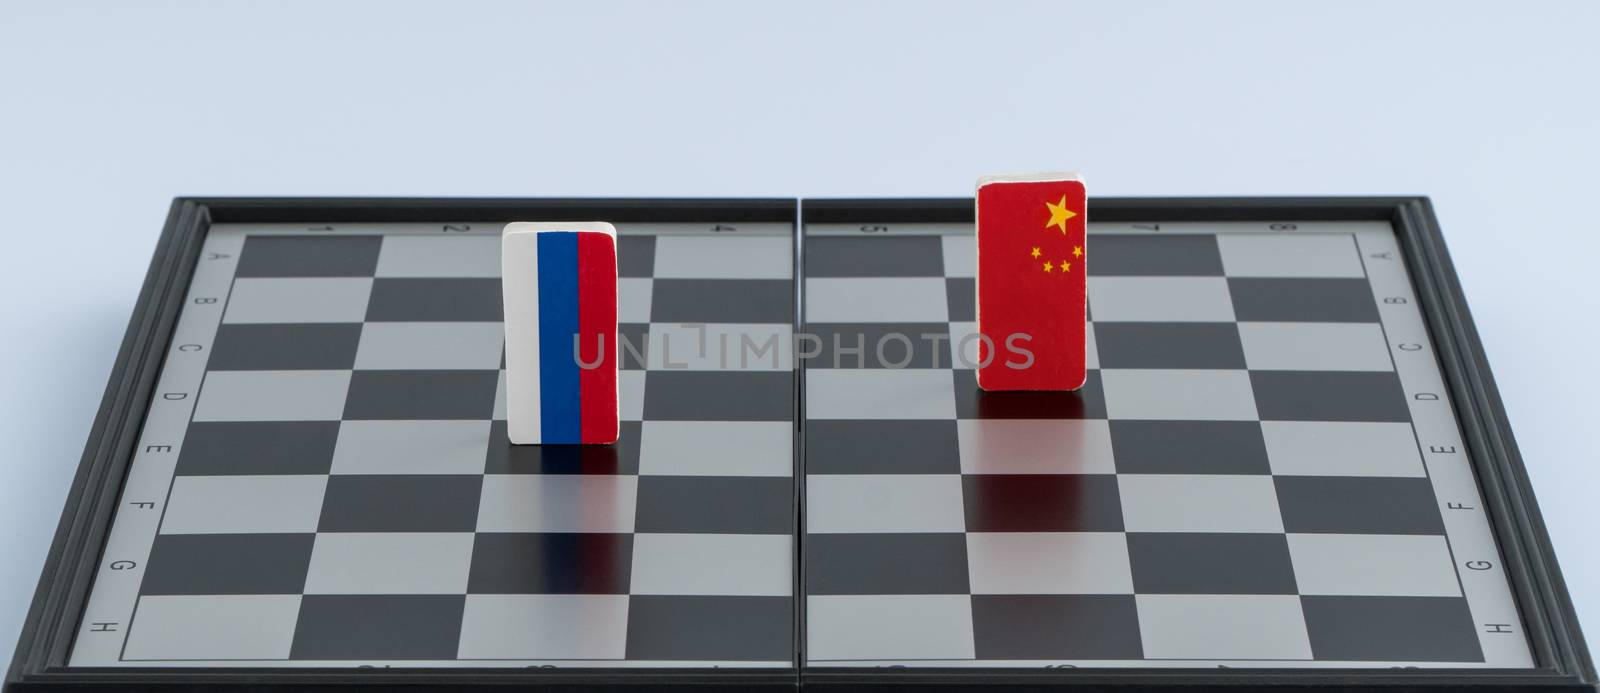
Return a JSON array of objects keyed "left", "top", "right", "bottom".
[{"left": 576, "top": 232, "right": 619, "bottom": 443}]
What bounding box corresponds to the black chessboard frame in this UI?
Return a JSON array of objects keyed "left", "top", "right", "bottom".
[{"left": 5, "top": 196, "right": 1593, "bottom": 693}]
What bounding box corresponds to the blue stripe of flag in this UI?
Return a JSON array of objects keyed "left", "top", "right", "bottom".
[{"left": 537, "top": 232, "right": 581, "bottom": 443}]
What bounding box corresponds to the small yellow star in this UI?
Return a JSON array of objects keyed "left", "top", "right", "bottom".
[
  {"left": 1045, "top": 195, "right": 1077, "bottom": 234},
  {"left": 1043, "top": 260, "right": 1054, "bottom": 273},
  {"left": 1030, "top": 246, "right": 1041, "bottom": 259},
  {"left": 1073, "top": 245, "right": 1083, "bottom": 258},
  {"left": 1061, "top": 261, "right": 1071, "bottom": 273}
]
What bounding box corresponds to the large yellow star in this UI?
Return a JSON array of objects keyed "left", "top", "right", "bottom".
[{"left": 1045, "top": 195, "right": 1077, "bottom": 234}]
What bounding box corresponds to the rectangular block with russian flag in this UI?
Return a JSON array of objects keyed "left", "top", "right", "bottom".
[
  {"left": 975, "top": 172, "right": 1088, "bottom": 391},
  {"left": 501, "top": 222, "right": 620, "bottom": 445}
]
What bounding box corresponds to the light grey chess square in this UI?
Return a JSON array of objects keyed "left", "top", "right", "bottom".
[
  {"left": 1119, "top": 474, "right": 1284, "bottom": 533},
  {"left": 493, "top": 369, "right": 507, "bottom": 420},
  {"left": 1262, "top": 421, "right": 1425, "bottom": 477},
  {"left": 1287, "top": 533, "right": 1461, "bottom": 597},
  {"left": 941, "top": 235, "right": 975, "bottom": 278},
  {"left": 618, "top": 278, "right": 653, "bottom": 323},
  {"left": 806, "top": 278, "right": 949, "bottom": 322},
  {"left": 806, "top": 474, "right": 964, "bottom": 533},
  {"left": 1238, "top": 322, "right": 1391, "bottom": 371},
  {"left": 223, "top": 278, "right": 372, "bottom": 324},
  {"left": 639, "top": 421, "right": 792, "bottom": 477},
  {"left": 458, "top": 595, "right": 629, "bottom": 660},
  {"left": 1101, "top": 369, "right": 1258, "bottom": 421},
  {"left": 948, "top": 322, "right": 979, "bottom": 369},
  {"left": 1218, "top": 234, "right": 1365, "bottom": 278},
  {"left": 631, "top": 533, "right": 792, "bottom": 596},
  {"left": 806, "top": 369, "right": 956, "bottom": 420},
  {"left": 123, "top": 595, "right": 300, "bottom": 661},
  {"left": 354, "top": 322, "right": 504, "bottom": 370},
  {"left": 477, "top": 475, "right": 637, "bottom": 532},
  {"left": 1136, "top": 595, "right": 1311, "bottom": 660},
  {"left": 957, "top": 420, "right": 1116, "bottom": 474},
  {"left": 160, "top": 475, "right": 327, "bottom": 534},
  {"left": 967, "top": 532, "right": 1133, "bottom": 594},
  {"left": 1087, "top": 277, "right": 1235, "bottom": 323},
  {"left": 304, "top": 532, "right": 475, "bottom": 594},
  {"left": 330, "top": 421, "right": 491, "bottom": 475},
  {"left": 654, "top": 235, "right": 791, "bottom": 279},
  {"left": 620, "top": 370, "right": 645, "bottom": 421},
  {"left": 375, "top": 235, "right": 500, "bottom": 278},
  {"left": 646, "top": 324, "right": 792, "bottom": 371},
  {"left": 808, "top": 595, "right": 975, "bottom": 661},
  {"left": 1086, "top": 322, "right": 1100, "bottom": 369},
  {"left": 193, "top": 370, "right": 351, "bottom": 422}
]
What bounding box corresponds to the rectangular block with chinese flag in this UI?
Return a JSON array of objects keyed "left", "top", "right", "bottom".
[
  {"left": 502, "top": 222, "right": 620, "bottom": 445},
  {"left": 975, "top": 172, "right": 1088, "bottom": 391}
]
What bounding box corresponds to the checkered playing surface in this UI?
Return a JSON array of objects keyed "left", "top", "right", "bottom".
[
  {"left": 800, "top": 222, "right": 1528, "bottom": 668},
  {"left": 72, "top": 218, "right": 1531, "bottom": 670},
  {"left": 73, "top": 223, "right": 796, "bottom": 667}
]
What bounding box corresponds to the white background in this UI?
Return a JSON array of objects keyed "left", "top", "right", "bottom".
[{"left": 1, "top": 0, "right": 1596, "bottom": 666}]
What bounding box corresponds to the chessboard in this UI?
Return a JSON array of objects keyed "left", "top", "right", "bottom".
[{"left": 6, "top": 198, "right": 1592, "bottom": 692}]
